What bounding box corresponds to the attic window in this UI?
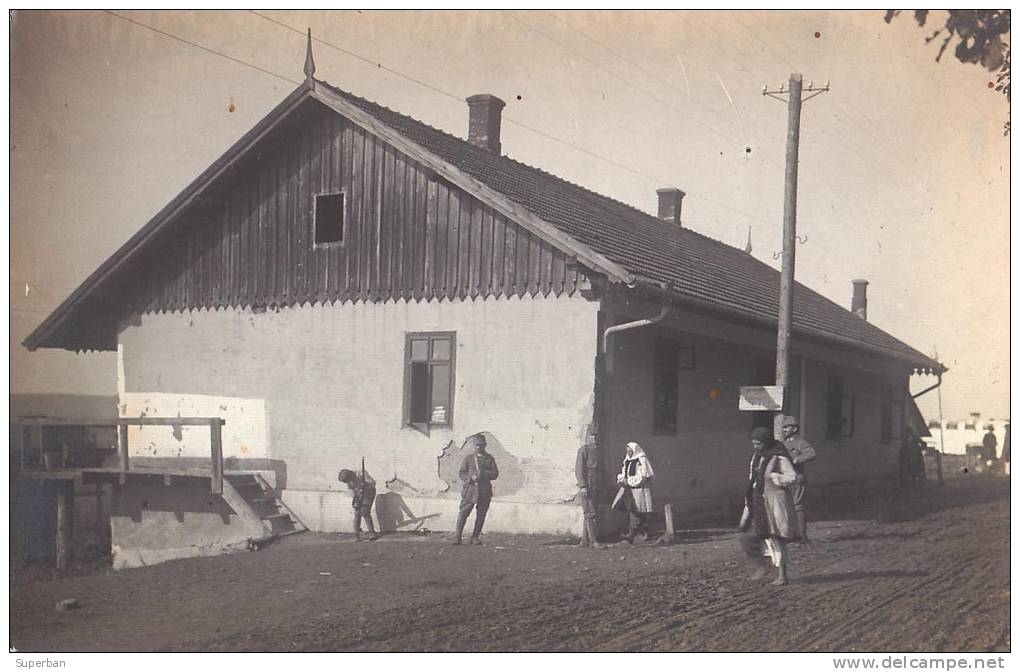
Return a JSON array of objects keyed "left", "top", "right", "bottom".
[{"left": 314, "top": 192, "right": 345, "bottom": 245}]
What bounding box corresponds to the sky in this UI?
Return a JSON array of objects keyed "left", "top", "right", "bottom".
[{"left": 9, "top": 9, "right": 1011, "bottom": 422}]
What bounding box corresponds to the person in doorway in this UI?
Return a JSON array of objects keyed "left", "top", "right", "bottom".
[
  {"left": 453, "top": 433, "right": 499, "bottom": 545},
  {"left": 338, "top": 468, "right": 379, "bottom": 542},
  {"left": 617, "top": 442, "right": 655, "bottom": 543},
  {"left": 780, "top": 415, "right": 816, "bottom": 542},
  {"left": 739, "top": 427, "right": 800, "bottom": 586},
  {"left": 575, "top": 424, "right": 606, "bottom": 549}
]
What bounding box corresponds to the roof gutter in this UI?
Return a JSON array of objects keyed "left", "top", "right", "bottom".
[{"left": 628, "top": 277, "right": 944, "bottom": 374}]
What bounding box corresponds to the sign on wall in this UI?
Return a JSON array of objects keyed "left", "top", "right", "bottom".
[{"left": 738, "top": 385, "right": 785, "bottom": 411}]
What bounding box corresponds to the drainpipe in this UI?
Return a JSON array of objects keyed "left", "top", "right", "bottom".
[
  {"left": 601, "top": 302, "right": 671, "bottom": 374},
  {"left": 912, "top": 370, "right": 944, "bottom": 486},
  {"left": 910, "top": 371, "right": 943, "bottom": 401}
]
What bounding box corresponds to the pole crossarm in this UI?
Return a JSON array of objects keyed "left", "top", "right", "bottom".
[{"left": 763, "top": 80, "right": 830, "bottom": 105}]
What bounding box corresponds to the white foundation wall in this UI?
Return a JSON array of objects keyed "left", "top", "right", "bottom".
[{"left": 119, "top": 294, "right": 599, "bottom": 532}]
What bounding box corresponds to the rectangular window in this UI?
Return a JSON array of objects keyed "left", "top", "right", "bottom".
[
  {"left": 891, "top": 399, "right": 904, "bottom": 439},
  {"left": 652, "top": 343, "right": 695, "bottom": 435},
  {"left": 881, "top": 381, "right": 905, "bottom": 444},
  {"left": 403, "top": 332, "right": 455, "bottom": 431},
  {"left": 826, "top": 375, "right": 854, "bottom": 438},
  {"left": 314, "top": 192, "right": 345, "bottom": 245},
  {"left": 880, "top": 385, "right": 893, "bottom": 443}
]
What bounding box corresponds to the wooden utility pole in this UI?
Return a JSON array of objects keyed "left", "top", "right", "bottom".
[
  {"left": 934, "top": 346, "right": 946, "bottom": 485},
  {"left": 763, "top": 75, "right": 829, "bottom": 437}
]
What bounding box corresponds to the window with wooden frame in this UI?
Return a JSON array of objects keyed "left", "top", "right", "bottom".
[
  {"left": 313, "top": 192, "right": 345, "bottom": 245},
  {"left": 403, "top": 332, "right": 456, "bottom": 432},
  {"left": 880, "top": 385, "right": 893, "bottom": 443},
  {"left": 652, "top": 343, "right": 694, "bottom": 435},
  {"left": 881, "top": 385, "right": 905, "bottom": 443},
  {"left": 826, "top": 374, "right": 855, "bottom": 438}
]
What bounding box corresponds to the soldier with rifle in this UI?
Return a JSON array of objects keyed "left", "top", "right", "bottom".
[{"left": 338, "top": 458, "right": 379, "bottom": 541}]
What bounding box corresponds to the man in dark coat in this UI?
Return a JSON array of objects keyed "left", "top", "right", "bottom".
[
  {"left": 338, "top": 468, "right": 378, "bottom": 541},
  {"left": 982, "top": 428, "right": 999, "bottom": 464},
  {"left": 575, "top": 424, "right": 606, "bottom": 549},
  {"left": 739, "top": 426, "right": 800, "bottom": 586},
  {"left": 781, "top": 415, "right": 816, "bottom": 542},
  {"left": 899, "top": 428, "right": 926, "bottom": 484},
  {"left": 453, "top": 433, "right": 499, "bottom": 545}
]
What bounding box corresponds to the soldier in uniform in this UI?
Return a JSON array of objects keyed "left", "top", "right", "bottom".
[
  {"left": 780, "top": 415, "right": 816, "bottom": 542},
  {"left": 338, "top": 468, "right": 379, "bottom": 541},
  {"left": 575, "top": 424, "right": 606, "bottom": 549},
  {"left": 453, "top": 433, "right": 499, "bottom": 545}
]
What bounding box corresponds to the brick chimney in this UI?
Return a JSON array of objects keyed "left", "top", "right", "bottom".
[
  {"left": 466, "top": 94, "right": 505, "bottom": 154},
  {"left": 851, "top": 279, "right": 868, "bottom": 319},
  {"left": 656, "top": 188, "right": 686, "bottom": 227}
]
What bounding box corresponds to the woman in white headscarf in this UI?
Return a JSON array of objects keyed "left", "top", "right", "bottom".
[{"left": 617, "top": 442, "right": 655, "bottom": 542}]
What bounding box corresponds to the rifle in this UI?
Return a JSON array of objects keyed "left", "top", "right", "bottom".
[{"left": 357, "top": 455, "right": 366, "bottom": 508}]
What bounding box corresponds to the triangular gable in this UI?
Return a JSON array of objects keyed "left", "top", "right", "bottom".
[{"left": 24, "top": 80, "right": 626, "bottom": 351}]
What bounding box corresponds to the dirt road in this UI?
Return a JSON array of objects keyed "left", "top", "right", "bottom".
[{"left": 11, "top": 475, "right": 1009, "bottom": 652}]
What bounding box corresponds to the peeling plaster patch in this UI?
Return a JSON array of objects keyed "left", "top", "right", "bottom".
[
  {"left": 437, "top": 432, "right": 525, "bottom": 497},
  {"left": 435, "top": 441, "right": 457, "bottom": 493}
]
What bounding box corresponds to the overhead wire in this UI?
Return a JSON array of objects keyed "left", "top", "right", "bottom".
[
  {"left": 508, "top": 13, "right": 745, "bottom": 147},
  {"left": 246, "top": 10, "right": 783, "bottom": 231},
  {"left": 102, "top": 10, "right": 299, "bottom": 86},
  {"left": 732, "top": 12, "right": 934, "bottom": 190},
  {"left": 548, "top": 12, "right": 733, "bottom": 125},
  {"left": 100, "top": 9, "right": 786, "bottom": 243}
]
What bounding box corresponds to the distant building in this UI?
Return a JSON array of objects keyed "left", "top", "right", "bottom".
[{"left": 925, "top": 416, "right": 1009, "bottom": 455}]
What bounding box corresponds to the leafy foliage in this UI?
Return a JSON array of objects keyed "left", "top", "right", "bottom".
[{"left": 885, "top": 10, "right": 1011, "bottom": 135}]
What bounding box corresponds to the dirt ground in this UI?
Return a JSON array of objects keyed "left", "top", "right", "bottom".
[{"left": 10, "top": 474, "right": 1010, "bottom": 652}]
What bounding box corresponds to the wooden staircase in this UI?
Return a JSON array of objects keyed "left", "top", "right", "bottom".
[{"left": 223, "top": 473, "right": 306, "bottom": 547}]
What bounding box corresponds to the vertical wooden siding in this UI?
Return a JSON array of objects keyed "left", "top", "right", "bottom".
[{"left": 136, "top": 105, "right": 580, "bottom": 314}]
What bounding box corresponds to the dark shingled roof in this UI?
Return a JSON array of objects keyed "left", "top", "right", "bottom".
[{"left": 322, "top": 81, "right": 939, "bottom": 370}]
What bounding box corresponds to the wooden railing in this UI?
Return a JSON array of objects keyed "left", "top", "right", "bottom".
[{"left": 11, "top": 416, "right": 227, "bottom": 493}]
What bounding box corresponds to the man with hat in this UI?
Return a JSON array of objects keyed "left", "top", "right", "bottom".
[
  {"left": 780, "top": 415, "right": 816, "bottom": 542},
  {"left": 575, "top": 424, "right": 607, "bottom": 549},
  {"left": 739, "top": 426, "right": 800, "bottom": 585},
  {"left": 452, "top": 433, "right": 499, "bottom": 545}
]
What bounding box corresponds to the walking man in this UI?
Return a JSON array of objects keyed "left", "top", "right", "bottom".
[
  {"left": 739, "top": 426, "right": 800, "bottom": 586},
  {"left": 576, "top": 424, "right": 606, "bottom": 549},
  {"left": 338, "top": 468, "right": 379, "bottom": 541},
  {"left": 780, "top": 415, "right": 816, "bottom": 542},
  {"left": 453, "top": 433, "right": 499, "bottom": 545}
]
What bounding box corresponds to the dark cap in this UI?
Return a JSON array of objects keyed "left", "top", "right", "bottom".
[
  {"left": 751, "top": 427, "right": 773, "bottom": 442},
  {"left": 338, "top": 469, "right": 356, "bottom": 482}
]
